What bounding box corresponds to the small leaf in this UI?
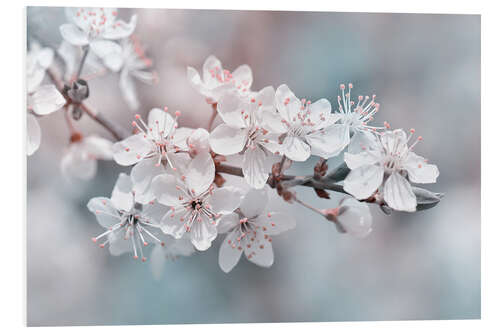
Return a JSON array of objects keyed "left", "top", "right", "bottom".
[
  {"left": 413, "top": 186, "right": 444, "bottom": 211},
  {"left": 314, "top": 188, "right": 330, "bottom": 199},
  {"left": 325, "top": 162, "right": 350, "bottom": 183}
]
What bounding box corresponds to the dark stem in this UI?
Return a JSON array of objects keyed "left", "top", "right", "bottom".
[{"left": 76, "top": 45, "right": 89, "bottom": 79}]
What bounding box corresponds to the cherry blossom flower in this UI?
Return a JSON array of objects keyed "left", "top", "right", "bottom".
[
  {"left": 209, "top": 87, "right": 281, "bottom": 188},
  {"left": 27, "top": 41, "right": 54, "bottom": 93},
  {"left": 322, "top": 197, "right": 372, "bottom": 238},
  {"left": 187, "top": 55, "right": 252, "bottom": 104},
  {"left": 27, "top": 85, "right": 66, "bottom": 155},
  {"left": 151, "top": 154, "right": 243, "bottom": 251},
  {"left": 60, "top": 8, "right": 137, "bottom": 62},
  {"left": 112, "top": 108, "right": 191, "bottom": 204},
  {"left": 261, "top": 84, "right": 349, "bottom": 161},
  {"left": 100, "top": 36, "right": 158, "bottom": 110},
  {"left": 335, "top": 83, "right": 382, "bottom": 153},
  {"left": 150, "top": 236, "right": 195, "bottom": 280},
  {"left": 343, "top": 129, "right": 439, "bottom": 212},
  {"left": 217, "top": 188, "right": 295, "bottom": 273},
  {"left": 88, "top": 173, "right": 168, "bottom": 261},
  {"left": 61, "top": 134, "right": 114, "bottom": 180}
]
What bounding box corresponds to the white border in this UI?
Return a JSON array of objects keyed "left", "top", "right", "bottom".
[{"left": 2, "top": 0, "right": 497, "bottom": 331}]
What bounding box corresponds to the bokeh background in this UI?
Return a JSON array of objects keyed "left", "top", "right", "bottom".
[{"left": 26, "top": 7, "right": 480, "bottom": 326}]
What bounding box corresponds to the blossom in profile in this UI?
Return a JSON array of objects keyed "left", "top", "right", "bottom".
[
  {"left": 343, "top": 129, "right": 439, "bottom": 212},
  {"left": 151, "top": 154, "right": 243, "bottom": 251},
  {"left": 261, "top": 84, "right": 349, "bottom": 161},
  {"left": 59, "top": 7, "right": 136, "bottom": 61},
  {"left": 27, "top": 41, "right": 54, "bottom": 93},
  {"left": 187, "top": 55, "right": 253, "bottom": 104},
  {"left": 217, "top": 188, "right": 295, "bottom": 273},
  {"left": 209, "top": 87, "right": 281, "bottom": 188},
  {"left": 87, "top": 173, "right": 168, "bottom": 261},
  {"left": 61, "top": 134, "right": 114, "bottom": 180},
  {"left": 322, "top": 197, "right": 373, "bottom": 238}
]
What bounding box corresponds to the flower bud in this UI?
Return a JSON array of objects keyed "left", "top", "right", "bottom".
[
  {"left": 65, "top": 79, "right": 90, "bottom": 104},
  {"left": 323, "top": 198, "right": 372, "bottom": 238}
]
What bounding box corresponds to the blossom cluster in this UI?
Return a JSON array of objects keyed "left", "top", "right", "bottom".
[{"left": 27, "top": 8, "right": 441, "bottom": 276}]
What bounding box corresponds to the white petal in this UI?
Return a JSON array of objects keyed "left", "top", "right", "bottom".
[
  {"left": 27, "top": 114, "right": 41, "bottom": 155},
  {"left": 131, "top": 158, "right": 164, "bottom": 198},
  {"left": 148, "top": 108, "right": 175, "bottom": 138},
  {"left": 59, "top": 23, "right": 89, "bottom": 46},
  {"left": 217, "top": 92, "right": 247, "bottom": 128},
  {"left": 187, "top": 128, "right": 210, "bottom": 155},
  {"left": 190, "top": 217, "right": 218, "bottom": 251},
  {"left": 307, "top": 124, "right": 350, "bottom": 159},
  {"left": 108, "top": 230, "right": 133, "bottom": 256},
  {"left": 202, "top": 55, "right": 223, "bottom": 87},
  {"left": 242, "top": 147, "right": 272, "bottom": 189},
  {"left": 232, "top": 64, "right": 253, "bottom": 89},
  {"left": 383, "top": 172, "right": 417, "bottom": 212},
  {"left": 244, "top": 229, "right": 274, "bottom": 268},
  {"left": 217, "top": 212, "right": 240, "bottom": 233},
  {"left": 82, "top": 136, "right": 114, "bottom": 160},
  {"left": 111, "top": 173, "right": 134, "bottom": 211},
  {"left": 261, "top": 110, "right": 287, "bottom": 133},
  {"left": 60, "top": 145, "right": 97, "bottom": 180},
  {"left": 102, "top": 15, "right": 137, "bottom": 39},
  {"left": 112, "top": 134, "right": 152, "bottom": 166},
  {"left": 31, "top": 85, "right": 65, "bottom": 115},
  {"left": 255, "top": 212, "right": 296, "bottom": 236},
  {"left": 218, "top": 231, "right": 243, "bottom": 273},
  {"left": 403, "top": 152, "right": 439, "bottom": 184},
  {"left": 36, "top": 47, "right": 54, "bottom": 69},
  {"left": 275, "top": 84, "right": 301, "bottom": 122},
  {"left": 380, "top": 129, "right": 408, "bottom": 154},
  {"left": 90, "top": 40, "right": 122, "bottom": 60},
  {"left": 165, "top": 237, "right": 195, "bottom": 257},
  {"left": 209, "top": 124, "right": 247, "bottom": 155},
  {"left": 282, "top": 136, "right": 311, "bottom": 162},
  {"left": 87, "top": 197, "right": 120, "bottom": 228},
  {"left": 344, "top": 151, "right": 380, "bottom": 170},
  {"left": 239, "top": 188, "right": 268, "bottom": 218},
  {"left": 308, "top": 98, "right": 332, "bottom": 124},
  {"left": 338, "top": 198, "right": 373, "bottom": 238},
  {"left": 208, "top": 187, "right": 243, "bottom": 215},
  {"left": 348, "top": 130, "right": 378, "bottom": 154},
  {"left": 141, "top": 201, "right": 169, "bottom": 224},
  {"left": 151, "top": 174, "right": 181, "bottom": 207},
  {"left": 184, "top": 153, "right": 215, "bottom": 195},
  {"left": 343, "top": 164, "right": 384, "bottom": 200},
  {"left": 103, "top": 51, "right": 124, "bottom": 72},
  {"left": 160, "top": 207, "right": 188, "bottom": 239}
]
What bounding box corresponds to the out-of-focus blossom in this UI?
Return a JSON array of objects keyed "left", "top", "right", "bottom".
[
  {"left": 209, "top": 87, "right": 281, "bottom": 188},
  {"left": 262, "top": 84, "right": 348, "bottom": 161},
  {"left": 218, "top": 188, "right": 295, "bottom": 273},
  {"left": 344, "top": 129, "right": 439, "bottom": 212},
  {"left": 151, "top": 154, "right": 242, "bottom": 251},
  {"left": 335, "top": 83, "right": 381, "bottom": 154},
  {"left": 112, "top": 108, "right": 190, "bottom": 204},
  {"left": 150, "top": 236, "right": 195, "bottom": 280},
  {"left": 88, "top": 173, "right": 167, "bottom": 261},
  {"left": 102, "top": 36, "right": 157, "bottom": 110},
  {"left": 27, "top": 85, "right": 66, "bottom": 155},
  {"left": 27, "top": 41, "right": 54, "bottom": 93},
  {"left": 59, "top": 8, "right": 136, "bottom": 62},
  {"left": 58, "top": 40, "right": 106, "bottom": 82},
  {"left": 61, "top": 134, "right": 114, "bottom": 180},
  {"left": 187, "top": 55, "right": 252, "bottom": 104},
  {"left": 322, "top": 197, "right": 372, "bottom": 238}
]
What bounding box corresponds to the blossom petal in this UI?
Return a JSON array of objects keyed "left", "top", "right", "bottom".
[
  {"left": 161, "top": 206, "right": 188, "bottom": 238},
  {"left": 219, "top": 230, "right": 243, "bottom": 273},
  {"left": 209, "top": 124, "right": 247, "bottom": 155},
  {"left": 190, "top": 217, "right": 218, "bottom": 251},
  {"left": 60, "top": 145, "right": 97, "bottom": 180},
  {"left": 344, "top": 151, "right": 380, "bottom": 170},
  {"left": 217, "top": 212, "right": 240, "bottom": 233},
  {"left": 187, "top": 128, "right": 210, "bottom": 155},
  {"left": 348, "top": 130, "right": 378, "bottom": 154},
  {"left": 151, "top": 174, "right": 181, "bottom": 207},
  {"left": 87, "top": 197, "right": 120, "bottom": 228},
  {"left": 383, "top": 172, "right": 417, "bottom": 212},
  {"left": 307, "top": 123, "right": 350, "bottom": 159},
  {"left": 244, "top": 229, "right": 274, "bottom": 268},
  {"left": 208, "top": 187, "right": 243, "bottom": 215},
  {"left": 308, "top": 98, "right": 332, "bottom": 125},
  {"left": 217, "top": 92, "right": 247, "bottom": 128},
  {"left": 338, "top": 198, "right": 373, "bottom": 238},
  {"left": 83, "top": 136, "right": 114, "bottom": 159},
  {"left": 403, "top": 152, "right": 439, "bottom": 184},
  {"left": 27, "top": 114, "right": 41, "bottom": 156},
  {"left": 31, "top": 85, "right": 65, "bottom": 115},
  {"left": 112, "top": 134, "right": 152, "bottom": 166},
  {"left": 275, "top": 84, "right": 301, "bottom": 122},
  {"left": 238, "top": 188, "right": 268, "bottom": 218},
  {"left": 150, "top": 244, "right": 166, "bottom": 280},
  {"left": 111, "top": 173, "right": 134, "bottom": 211},
  {"left": 232, "top": 64, "right": 253, "bottom": 89},
  {"left": 102, "top": 15, "right": 137, "bottom": 39},
  {"left": 59, "top": 23, "right": 89, "bottom": 46},
  {"left": 282, "top": 136, "right": 311, "bottom": 162},
  {"left": 90, "top": 40, "right": 122, "bottom": 60},
  {"left": 202, "top": 55, "right": 223, "bottom": 87},
  {"left": 108, "top": 230, "right": 133, "bottom": 256},
  {"left": 185, "top": 153, "right": 215, "bottom": 195},
  {"left": 131, "top": 157, "right": 165, "bottom": 199},
  {"left": 242, "top": 147, "right": 272, "bottom": 189},
  {"left": 256, "top": 212, "right": 296, "bottom": 236},
  {"left": 343, "top": 164, "right": 384, "bottom": 200},
  {"left": 148, "top": 108, "right": 175, "bottom": 138},
  {"left": 261, "top": 110, "right": 287, "bottom": 133}
]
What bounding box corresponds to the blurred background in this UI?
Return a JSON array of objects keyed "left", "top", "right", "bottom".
[{"left": 26, "top": 7, "right": 480, "bottom": 326}]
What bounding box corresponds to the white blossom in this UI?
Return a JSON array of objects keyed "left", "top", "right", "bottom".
[
  {"left": 261, "top": 84, "right": 349, "bottom": 161},
  {"left": 27, "top": 41, "right": 54, "bottom": 93},
  {"left": 88, "top": 173, "right": 168, "bottom": 261},
  {"left": 218, "top": 188, "right": 295, "bottom": 273},
  {"left": 187, "top": 55, "right": 252, "bottom": 104},
  {"left": 209, "top": 87, "right": 281, "bottom": 188},
  {"left": 343, "top": 129, "right": 439, "bottom": 212},
  {"left": 151, "top": 154, "right": 243, "bottom": 251},
  {"left": 61, "top": 135, "right": 114, "bottom": 180},
  {"left": 60, "top": 8, "right": 136, "bottom": 62}
]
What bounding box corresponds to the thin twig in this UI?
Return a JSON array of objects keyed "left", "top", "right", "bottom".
[{"left": 76, "top": 45, "right": 89, "bottom": 79}]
